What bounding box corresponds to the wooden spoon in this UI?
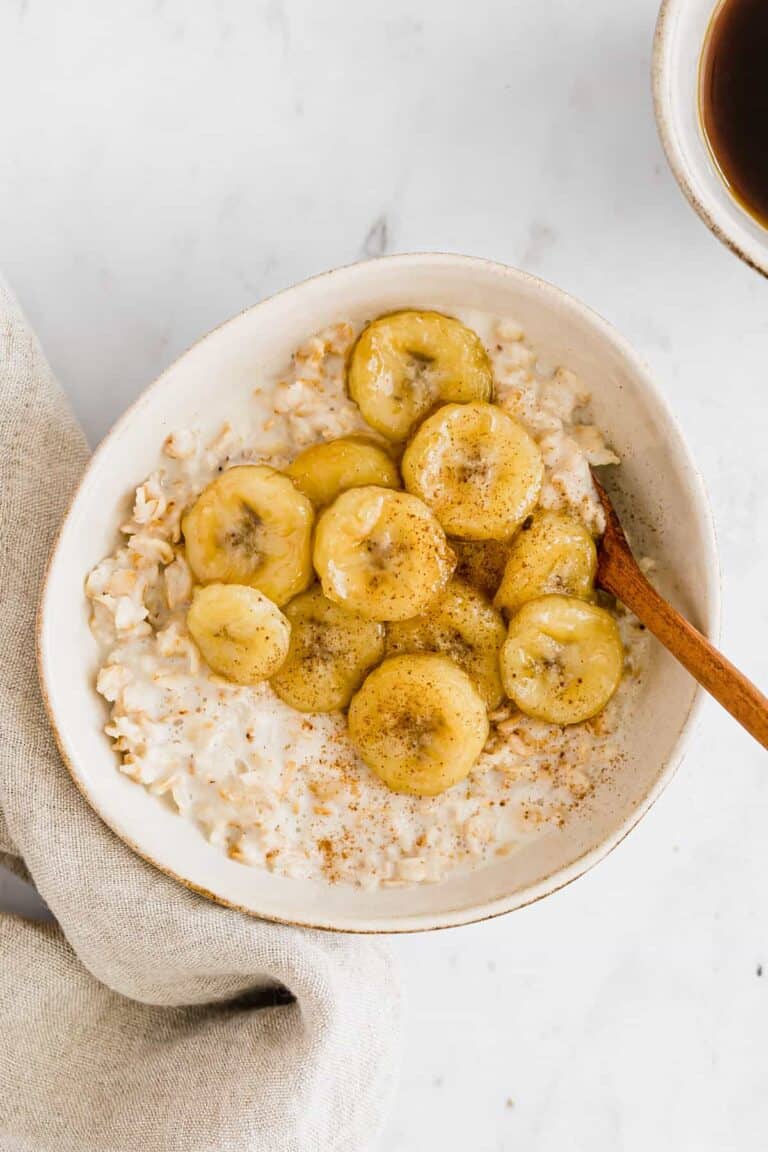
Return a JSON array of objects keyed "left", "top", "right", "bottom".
[{"left": 591, "top": 471, "right": 768, "bottom": 749}]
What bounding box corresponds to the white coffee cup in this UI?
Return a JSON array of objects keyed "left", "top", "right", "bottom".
[{"left": 653, "top": 0, "right": 768, "bottom": 277}]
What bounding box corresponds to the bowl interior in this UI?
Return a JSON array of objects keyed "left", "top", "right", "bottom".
[
  {"left": 39, "top": 255, "right": 717, "bottom": 931},
  {"left": 654, "top": 0, "right": 768, "bottom": 276}
]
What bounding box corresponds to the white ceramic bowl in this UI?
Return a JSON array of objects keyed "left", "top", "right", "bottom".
[
  {"left": 38, "top": 254, "right": 718, "bottom": 932},
  {"left": 653, "top": 0, "right": 768, "bottom": 278}
]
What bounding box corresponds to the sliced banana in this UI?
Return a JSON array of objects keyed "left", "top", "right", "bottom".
[
  {"left": 500, "top": 594, "right": 624, "bottom": 725},
  {"left": 182, "top": 464, "right": 314, "bottom": 606},
  {"left": 348, "top": 653, "right": 489, "bottom": 796},
  {"left": 452, "top": 537, "right": 510, "bottom": 599},
  {"left": 270, "top": 585, "right": 385, "bottom": 712},
  {"left": 313, "top": 486, "right": 455, "bottom": 621},
  {"left": 287, "top": 436, "right": 400, "bottom": 507},
  {"left": 348, "top": 310, "right": 494, "bottom": 441},
  {"left": 386, "top": 579, "right": 506, "bottom": 709},
  {"left": 187, "top": 583, "right": 290, "bottom": 685},
  {"left": 402, "top": 402, "right": 543, "bottom": 540},
  {"left": 494, "top": 511, "right": 597, "bottom": 618}
]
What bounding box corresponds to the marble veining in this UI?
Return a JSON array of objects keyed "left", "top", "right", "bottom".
[{"left": 362, "top": 214, "right": 391, "bottom": 258}]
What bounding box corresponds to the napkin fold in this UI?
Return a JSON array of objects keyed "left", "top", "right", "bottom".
[{"left": 0, "top": 279, "right": 400, "bottom": 1152}]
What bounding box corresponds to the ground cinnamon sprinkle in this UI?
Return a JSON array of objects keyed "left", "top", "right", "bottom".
[
  {"left": 88, "top": 314, "right": 647, "bottom": 889},
  {"left": 317, "top": 838, "right": 334, "bottom": 866}
]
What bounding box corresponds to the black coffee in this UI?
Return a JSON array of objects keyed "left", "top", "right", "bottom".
[{"left": 700, "top": 0, "right": 768, "bottom": 227}]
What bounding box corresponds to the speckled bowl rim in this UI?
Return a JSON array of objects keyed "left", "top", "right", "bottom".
[
  {"left": 652, "top": 0, "right": 768, "bottom": 280},
  {"left": 37, "top": 253, "right": 720, "bottom": 933}
]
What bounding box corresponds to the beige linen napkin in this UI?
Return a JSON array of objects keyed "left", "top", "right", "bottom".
[{"left": 0, "top": 278, "right": 401, "bottom": 1152}]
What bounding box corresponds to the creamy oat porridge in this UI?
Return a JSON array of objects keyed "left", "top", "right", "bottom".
[{"left": 86, "top": 310, "right": 648, "bottom": 889}]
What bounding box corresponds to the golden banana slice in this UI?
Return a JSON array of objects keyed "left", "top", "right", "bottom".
[
  {"left": 182, "top": 465, "right": 314, "bottom": 606},
  {"left": 187, "top": 583, "right": 290, "bottom": 685},
  {"left": 402, "top": 402, "right": 543, "bottom": 540},
  {"left": 313, "top": 486, "right": 455, "bottom": 621},
  {"left": 452, "top": 537, "right": 510, "bottom": 599},
  {"left": 500, "top": 595, "right": 624, "bottom": 725},
  {"left": 270, "top": 585, "right": 385, "bottom": 712},
  {"left": 348, "top": 310, "right": 494, "bottom": 441},
  {"left": 348, "top": 653, "right": 489, "bottom": 796},
  {"left": 287, "top": 436, "right": 400, "bottom": 507},
  {"left": 386, "top": 579, "right": 506, "bottom": 708},
  {"left": 494, "top": 511, "right": 597, "bottom": 618}
]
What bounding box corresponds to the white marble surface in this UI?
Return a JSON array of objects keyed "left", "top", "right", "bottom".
[{"left": 1, "top": 0, "right": 767, "bottom": 1148}]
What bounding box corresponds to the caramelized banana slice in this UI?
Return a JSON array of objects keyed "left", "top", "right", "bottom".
[
  {"left": 182, "top": 465, "right": 314, "bottom": 606},
  {"left": 270, "top": 585, "right": 385, "bottom": 712},
  {"left": 287, "top": 436, "right": 400, "bottom": 507},
  {"left": 348, "top": 310, "right": 493, "bottom": 441},
  {"left": 402, "top": 402, "right": 543, "bottom": 540},
  {"left": 452, "top": 537, "right": 511, "bottom": 599},
  {"left": 495, "top": 511, "right": 597, "bottom": 618},
  {"left": 348, "top": 653, "right": 489, "bottom": 796},
  {"left": 313, "top": 486, "right": 455, "bottom": 621},
  {"left": 500, "top": 595, "right": 623, "bottom": 725},
  {"left": 386, "top": 579, "right": 506, "bottom": 708},
  {"left": 187, "top": 583, "right": 290, "bottom": 685}
]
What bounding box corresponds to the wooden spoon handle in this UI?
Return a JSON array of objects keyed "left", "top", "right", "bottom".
[{"left": 602, "top": 563, "right": 768, "bottom": 749}]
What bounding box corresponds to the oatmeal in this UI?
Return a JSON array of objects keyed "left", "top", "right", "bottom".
[{"left": 86, "top": 312, "right": 648, "bottom": 888}]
